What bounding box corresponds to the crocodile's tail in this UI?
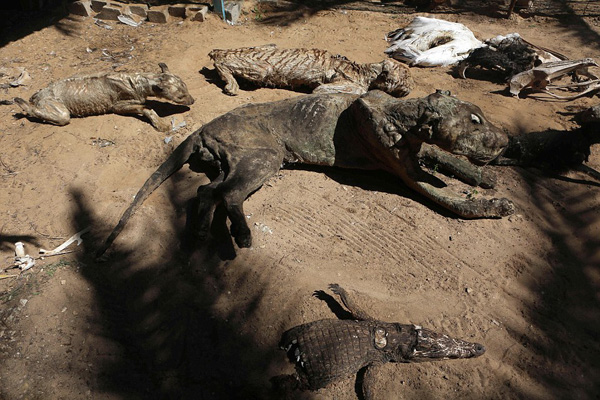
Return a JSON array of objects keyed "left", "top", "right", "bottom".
[{"left": 96, "top": 132, "right": 200, "bottom": 258}]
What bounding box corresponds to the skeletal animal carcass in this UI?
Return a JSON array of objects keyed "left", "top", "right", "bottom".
[{"left": 209, "top": 44, "right": 414, "bottom": 97}]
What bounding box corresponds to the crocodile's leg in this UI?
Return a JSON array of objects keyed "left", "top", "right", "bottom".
[
  {"left": 214, "top": 148, "right": 283, "bottom": 248},
  {"left": 111, "top": 101, "right": 170, "bottom": 131},
  {"left": 14, "top": 97, "right": 71, "bottom": 125},
  {"left": 270, "top": 373, "right": 302, "bottom": 395},
  {"left": 360, "top": 363, "right": 384, "bottom": 400},
  {"left": 329, "top": 284, "right": 377, "bottom": 322},
  {"left": 417, "top": 143, "right": 497, "bottom": 189}
]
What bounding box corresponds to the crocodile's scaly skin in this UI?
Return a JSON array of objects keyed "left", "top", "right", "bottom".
[
  {"left": 281, "top": 319, "right": 415, "bottom": 389},
  {"left": 275, "top": 285, "right": 486, "bottom": 395}
]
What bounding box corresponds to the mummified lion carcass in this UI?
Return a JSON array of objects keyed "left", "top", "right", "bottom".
[
  {"left": 97, "top": 90, "right": 513, "bottom": 257},
  {"left": 14, "top": 63, "right": 194, "bottom": 131},
  {"left": 208, "top": 44, "right": 414, "bottom": 97}
]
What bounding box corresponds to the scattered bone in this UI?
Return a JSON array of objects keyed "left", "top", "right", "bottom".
[
  {"left": 14, "top": 242, "right": 25, "bottom": 258},
  {"left": 94, "top": 18, "right": 113, "bottom": 29},
  {"left": 10, "top": 70, "right": 31, "bottom": 87},
  {"left": 509, "top": 58, "right": 599, "bottom": 98},
  {"left": 13, "top": 242, "right": 35, "bottom": 272},
  {"left": 39, "top": 227, "right": 91, "bottom": 256},
  {"left": 117, "top": 14, "right": 142, "bottom": 27}
]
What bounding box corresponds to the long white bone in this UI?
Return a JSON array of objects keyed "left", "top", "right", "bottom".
[{"left": 39, "top": 227, "right": 91, "bottom": 256}]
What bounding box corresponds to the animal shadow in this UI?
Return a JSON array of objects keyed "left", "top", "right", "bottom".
[
  {"left": 180, "top": 197, "right": 237, "bottom": 261},
  {"left": 144, "top": 100, "right": 191, "bottom": 117},
  {"left": 312, "top": 290, "right": 353, "bottom": 320},
  {"left": 199, "top": 66, "right": 313, "bottom": 94}
]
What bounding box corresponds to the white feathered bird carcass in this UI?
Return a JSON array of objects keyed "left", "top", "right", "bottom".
[{"left": 385, "top": 17, "right": 484, "bottom": 67}]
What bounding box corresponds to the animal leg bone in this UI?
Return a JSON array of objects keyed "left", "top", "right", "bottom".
[
  {"left": 539, "top": 80, "right": 600, "bottom": 100},
  {"left": 39, "top": 227, "right": 91, "bottom": 256}
]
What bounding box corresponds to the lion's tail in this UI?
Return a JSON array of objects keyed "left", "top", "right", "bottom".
[{"left": 96, "top": 132, "right": 200, "bottom": 258}]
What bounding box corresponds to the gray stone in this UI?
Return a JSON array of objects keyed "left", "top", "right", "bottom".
[{"left": 224, "top": 1, "right": 241, "bottom": 24}]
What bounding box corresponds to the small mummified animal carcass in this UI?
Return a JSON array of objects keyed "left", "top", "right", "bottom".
[
  {"left": 491, "top": 104, "right": 600, "bottom": 181},
  {"left": 457, "top": 34, "right": 538, "bottom": 80},
  {"left": 208, "top": 44, "right": 414, "bottom": 97},
  {"left": 14, "top": 63, "right": 194, "bottom": 131},
  {"left": 457, "top": 33, "right": 565, "bottom": 81},
  {"left": 96, "top": 90, "right": 513, "bottom": 257},
  {"left": 271, "top": 284, "right": 486, "bottom": 398},
  {"left": 509, "top": 58, "right": 600, "bottom": 100}
]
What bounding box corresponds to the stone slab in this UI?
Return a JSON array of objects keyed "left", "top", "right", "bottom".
[
  {"left": 96, "top": 5, "right": 123, "bottom": 21},
  {"left": 147, "top": 7, "right": 170, "bottom": 23},
  {"left": 168, "top": 4, "right": 187, "bottom": 18},
  {"left": 68, "top": 0, "right": 93, "bottom": 16},
  {"left": 187, "top": 5, "right": 208, "bottom": 21},
  {"left": 90, "top": 0, "right": 107, "bottom": 12},
  {"left": 126, "top": 3, "right": 149, "bottom": 17}
]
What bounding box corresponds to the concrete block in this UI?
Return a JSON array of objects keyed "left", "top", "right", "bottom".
[
  {"left": 186, "top": 5, "right": 208, "bottom": 21},
  {"left": 96, "top": 5, "right": 123, "bottom": 21},
  {"left": 68, "top": 0, "right": 93, "bottom": 16},
  {"left": 224, "top": 1, "right": 241, "bottom": 24},
  {"left": 90, "top": 0, "right": 107, "bottom": 12},
  {"left": 147, "top": 6, "right": 170, "bottom": 23},
  {"left": 126, "top": 3, "right": 149, "bottom": 18},
  {"left": 168, "top": 4, "right": 187, "bottom": 18}
]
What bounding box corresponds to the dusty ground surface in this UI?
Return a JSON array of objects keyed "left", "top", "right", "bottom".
[{"left": 0, "top": 2, "right": 599, "bottom": 399}]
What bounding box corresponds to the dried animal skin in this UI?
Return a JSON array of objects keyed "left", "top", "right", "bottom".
[
  {"left": 385, "top": 17, "right": 483, "bottom": 67},
  {"left": 209, "top": 44, "right": 414, "bottom": 97}
]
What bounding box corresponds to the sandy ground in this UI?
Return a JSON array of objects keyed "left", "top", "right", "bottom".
[{"left": 0, "top": 3, "right": 599, "bottom": 399}]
